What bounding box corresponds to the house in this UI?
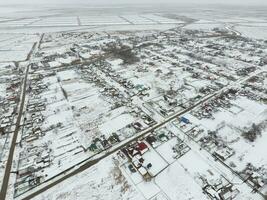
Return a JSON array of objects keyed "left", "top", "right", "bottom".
[
  {"left": 219, "top": 186, "right": 239, "bottom": 200},
  {"left": 214, "top": 146, "right": 235, "bottom": 161},
  {"left": 132, "top": 154, "right": 143, "bottom": 168},
  {"left": 88, "top": 143, "right": 98, "bottom": 152},
  {"left": 157, "top": 133, "right": 169, "bottom": 142},
  {"left": 132, "top": 122, "right": 143, "bottom": 131},
  {"left": 127, "top": 147, "right": 140, "bottom": 157},
  {"left": 136, "top": 142, "right": 148, "bottom": 154},
  {"left": 138, "top": 166, "right": 148, "bottom": 176},
  {"left": 0, "top": 127, "right": 5, "bottom": 135},
  {"left": 146, "top": 135, "right": 157, "bottom": 146},
  {"left": 123, "top": 141, "right": 149, "bottom": 158},
  {"left": 180, "top": 116, "right": 190, "bottom": 124}
]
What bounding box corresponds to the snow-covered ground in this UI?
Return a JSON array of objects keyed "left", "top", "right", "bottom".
[
  {"left": 234, "top": 25, "right": 267, "bottom": 40},
  {"left": 0, "top": 33, "right": 39, "bottom": 61},
  {"left": 0, "top": 4, "right": 267, "bottom": 200},
  {"left": 33, "top": 156, "right": 144, "bottom": 200}
]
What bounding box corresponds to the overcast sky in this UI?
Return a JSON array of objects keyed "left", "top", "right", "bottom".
[{"left": 0, "top": 0, "right": 267, "bottom": 5}]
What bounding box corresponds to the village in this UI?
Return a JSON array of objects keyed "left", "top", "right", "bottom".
[{"left": 0, "top": 15, "right": 266, "bottom": 200}]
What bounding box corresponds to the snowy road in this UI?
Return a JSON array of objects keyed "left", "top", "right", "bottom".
[{"left": 0, "top": 41, "right": 38, "bottom": 200}]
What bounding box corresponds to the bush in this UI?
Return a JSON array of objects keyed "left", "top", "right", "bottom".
[
  {"left": 103, "top": 43, "right": 139, "bottom": 64},
  {"left": 242, "top": 123, "right": 263, "bottom": 142}
]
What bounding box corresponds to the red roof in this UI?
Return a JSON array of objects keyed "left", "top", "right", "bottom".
[{"left": 137, "top": 142, "right": 148, "bottom": 151}]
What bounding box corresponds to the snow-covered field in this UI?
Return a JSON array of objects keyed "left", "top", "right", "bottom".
[
  {"left": 0, "top": 13, "right": 184, "bottom": 29},
  {"left": 0, "top": 33, "right": 38, "bottom": 61},
  {"left": 31, "top": 17, "right": 79, "bottom": 27},
  {"left": 79, "top": 15, "right": 127, "bottom": 25},
  {"left": 33, "top": 156, "right": 144, "bottom": 200},
  {"left": 234, "top": 25, "right": 267, "bottom": 39},
  {"left": 0, "top": 4, "right": 267, "bottom": 200},
  {"left": 183, "top": 95, "right": 267, "bottom": 183}
]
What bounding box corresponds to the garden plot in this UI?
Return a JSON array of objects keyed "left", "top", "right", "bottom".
[
  {"left": 129, "top": 72, "right": 170, "bottom": 98},
  {"left": 177, "top": 151, "right": 235, "bottom": 197},
  {"left": 188, "top": 79, "right": 214, "bottom": 92},
  {"left": 121, "top": 163, "right": 143, "bottom": 185},
  {"left": 217, "top": 123, "right": 267, "bottom": 171},
  {"left": 56, "top": 70, "right": 111, "bottom": 143},
  {"left": 217, "top": 101, "right": 267, "bottom": 170},
  {"left": 136, "top": 181, "right": 161, "bottom": 199},
  {"left": 79, "top": 15, "right": 128, "bottom": 25},
  {"left": 40, "top": 127, "right": 89, "bottom": 180},
  {"left": 172, "top": 118, "right": 196, "bottom": 133},
  {"left": 31, "top": 17, "right": 78, "bottom": 27},
  {"left": 56, "top": 69, "right": 143, "bottom": 145},
  {"left": 56, "top": 56, "right": 76, "bottom": 65},
  {"left": 151, "top": 148, "right": 250, "bottom": 199},
  {"left": 99, "top": 113, "right": 135, "bottom": 137},
  {"left": 33, "top": 156, "right": 144, "bottom": 200},
  {"left": 37, "top": 75, "right": 89, "bottom": 161},
  {"left": 179, "top": 150, "right": 228, "bottom": 184},
  {"left": 141, "top": 148, "right": 168, "bottom": 177},
  {"left": 186, "top": 96, "right": 266, "bottom": 132},
  {"left": 106, "top": 52, "right": 201, "bottom": 119},
  {"left": 14, "top": 73, "right": 95, "bottom": 196},
  {"left": 226, "top": 104, "right": 244, "bottom": 115},
  {"left": 155, "top": 160, "right": 207, "bottom": 200},
  {"left": 155, "top": 137, "right": 190, "bottom": 164},
  {"left": 107, "top": 57, "right": 186, "bottom": 101},
  {"left": 146, "top": 95, "right": 185, "bottom": 118},
  {"left": 223, "top": 49, "right": 262, "bottom": 65},
  {"left": 125, "top": 67, "right": 171, "bottom": 89},
  {"left": 184, "top": 96, "right": 267, "bottom": 173},
  {"left": 122, "top": 146, "right": 232, "bottom": 200}
]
